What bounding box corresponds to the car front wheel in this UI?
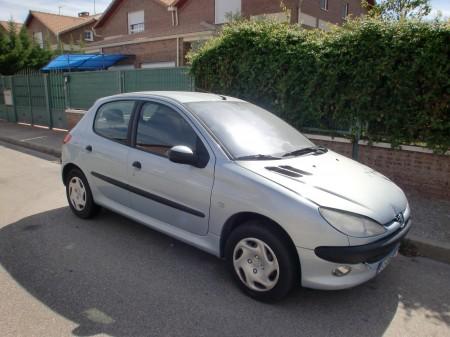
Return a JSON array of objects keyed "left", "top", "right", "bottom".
[{"left": 225, "top": 220, "right": 299, "bottom": 302}]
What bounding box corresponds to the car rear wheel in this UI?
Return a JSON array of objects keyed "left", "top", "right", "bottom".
[
  {"left": 225, "top": 220, "right": 299, "bottom": 302},
  {"left": 66, "top": 168, "right": 100, "bottom": 219}
]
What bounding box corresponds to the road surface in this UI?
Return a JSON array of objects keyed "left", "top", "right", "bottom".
[{"left": 0, "top": 141, "right": 449, "bottom": 337}]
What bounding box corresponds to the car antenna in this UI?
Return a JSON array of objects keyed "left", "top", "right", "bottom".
[{"left": 195, "top": 87, "right": 227, "bottom": 100}]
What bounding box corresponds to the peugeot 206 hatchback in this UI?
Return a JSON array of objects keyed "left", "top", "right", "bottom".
[{"left": 62, "top": 92, "right": 412, "bottom": 301}]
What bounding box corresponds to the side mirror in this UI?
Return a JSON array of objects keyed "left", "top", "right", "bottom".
[{"left": 168, "top": 145, "right": 197, "bottom": 166}]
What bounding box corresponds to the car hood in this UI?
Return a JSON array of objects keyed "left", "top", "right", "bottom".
[{"left": 237, "top": 150, "right": 408, "bottom": 225}]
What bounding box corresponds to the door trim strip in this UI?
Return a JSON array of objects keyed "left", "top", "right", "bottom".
[{"left": 91, "top": 171, "right": 205, "bottom": 218}]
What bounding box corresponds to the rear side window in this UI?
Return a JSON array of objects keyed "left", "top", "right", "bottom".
[{"left": 94, "top": 101, "right": 135, "bottom": 143}]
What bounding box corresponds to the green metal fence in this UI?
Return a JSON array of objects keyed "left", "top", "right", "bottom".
[
  {"left": 65, "top": 67, "right": 195, "bottom": 110},
  {"left": 0, "top": 76, "right": 14, "bottom": 122},
  {"left": 0, "top": 67, "right": 195, "bottom": 129},
  {"left": 123, "top": 67, "right": 195, "bottom": 92},
  {"left": 47, "top": 72, "right": 67, "bottom": 129}
]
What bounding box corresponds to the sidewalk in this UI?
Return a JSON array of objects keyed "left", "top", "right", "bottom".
[
  {"left": 0, "top": 121, "right": 65, "bottom": 157},
  {"left": 0, "top": 120, "right": 448, "bottom": 263}
]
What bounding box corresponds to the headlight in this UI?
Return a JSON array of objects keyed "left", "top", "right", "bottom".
[{"left": 319, "top": 207, "right": 386, "bottom": 238}]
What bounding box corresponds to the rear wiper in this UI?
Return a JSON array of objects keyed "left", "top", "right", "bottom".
[
  {"left": 282, "top": 146, "right": 328, "bottom": 158},
  {"left": 236, "top": 154, "right": 282, "bottom": 161}
]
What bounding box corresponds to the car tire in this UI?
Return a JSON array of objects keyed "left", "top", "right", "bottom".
[
  {"left": 225, "top": 219, "right": 300, "bottom": 302},
  {"left": 66, "top": 168, "right": 100, "bottom": 219}
]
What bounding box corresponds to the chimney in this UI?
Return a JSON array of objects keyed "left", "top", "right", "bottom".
[{"left": 78, "top": 12, "right": 90, "bottom": 17}]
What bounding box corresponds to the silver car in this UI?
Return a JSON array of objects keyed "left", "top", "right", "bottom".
[{"left": 61, "top": 92, "right": 411, "bottom": 301}]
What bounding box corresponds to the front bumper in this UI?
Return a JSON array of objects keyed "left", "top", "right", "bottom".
[
  {"left": 315, "top": 218, "right": 412, "bottom": 264},
  {"left": 297, "top": 219, "right": 411, "bottom": 290}
]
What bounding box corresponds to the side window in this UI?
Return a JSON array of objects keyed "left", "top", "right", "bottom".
[
  {"left": 135, "top": 102, "right": 199, "bottom": 157},
  {"left": 94, "top": 101, "right": 135, "bottom": 143}
]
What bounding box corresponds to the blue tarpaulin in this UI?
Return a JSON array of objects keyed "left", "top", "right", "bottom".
[{"left": 41, "top": 54, "right": 127, "bottom": 72}]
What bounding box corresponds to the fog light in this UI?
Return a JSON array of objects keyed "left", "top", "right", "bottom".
[{"left": 332, "top": 265, "right": 352, "bottom": 277}]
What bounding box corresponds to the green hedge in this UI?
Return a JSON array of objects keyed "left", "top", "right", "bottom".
[{"left": 189, "top": 18, "right": 450, "bottom": 153}]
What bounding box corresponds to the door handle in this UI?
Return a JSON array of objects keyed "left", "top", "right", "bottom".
[
  {"left": 132, "top": 161, "right": 142, "bottom": 169},
  {"left": 85, "top": 145, "right": 92, "bottom": 152}
]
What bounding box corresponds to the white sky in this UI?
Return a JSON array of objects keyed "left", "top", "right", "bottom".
[{"left": 0, "top": 0, "right": 448, "bottom": 22}]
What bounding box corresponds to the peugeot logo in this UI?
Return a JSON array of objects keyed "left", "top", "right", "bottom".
[{"left": 395, "top": 213, "right": 405, "bottom": 228}]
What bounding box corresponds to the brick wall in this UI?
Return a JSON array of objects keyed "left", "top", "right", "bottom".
[
  {"left": 66, "top": 110, "right": 85, "bottom": 130},
  {"left": 103, "top": 39, "right": 178, "bottom": 67},
  {"left": 27, "top": 18, "right": 57, "bottom": 45},
  {"left": 60, "top": 21, "right": 102, "bottom": 44},
  {"left": 95, "top": 0, "right": 214, "bottom": 37},
  {"left": 242, "top": 0, "right": 366, "bottom": 25},
  {"left": 313, "top": 139, "right": 450, "bottom": 199}
]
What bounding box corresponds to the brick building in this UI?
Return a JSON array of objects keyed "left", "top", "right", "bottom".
[
  {"left": 24, "top": 11, "right": 102, "bottom": 50},
  {"left": 0, "top": 21, "right": 23, "bottom": 34},
  {"left": 86, "top": 0, "right": 370, "bottom": 68}
]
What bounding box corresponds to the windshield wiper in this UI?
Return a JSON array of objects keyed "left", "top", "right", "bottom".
[
  {"left": 282, "top": 146, "right": 328, "bottom": 158},
  {"left": 236, "top": 154, "right": 282, "bottom": 161}
]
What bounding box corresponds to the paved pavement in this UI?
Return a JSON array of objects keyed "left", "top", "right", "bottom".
[
  {"left": 1, "top": 140, "right": 450, "bottom": 337},
  {"left": 0, "top": 121, "right": 66, "bottom": 157}
]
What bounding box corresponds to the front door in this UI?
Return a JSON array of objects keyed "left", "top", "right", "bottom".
[{"left": 127, "top": 101, "right": 215, "bottom": 236}]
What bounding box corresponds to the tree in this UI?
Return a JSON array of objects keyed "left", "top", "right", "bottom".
[
  {"left": 365, "top": 0, "right": 432, "bottom": 20},
  {"left": 0, "top": 19, "right": 54, "bottom": 75}
]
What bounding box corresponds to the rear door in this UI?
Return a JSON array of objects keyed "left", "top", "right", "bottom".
[
  {"left": 83, "top": 100, "right": 136, "bottom": 208},
  {"left": 127, "top": 100, "right": 215, "bottom": 236}
]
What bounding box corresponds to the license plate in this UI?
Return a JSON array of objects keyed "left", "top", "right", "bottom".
[{"left": 377, "top": 245, "right": 399, "bottom": 274}]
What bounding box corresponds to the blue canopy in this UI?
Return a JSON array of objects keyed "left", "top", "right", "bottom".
[{"left": 41, "top": 54, "right": 127, "bottom": 72}]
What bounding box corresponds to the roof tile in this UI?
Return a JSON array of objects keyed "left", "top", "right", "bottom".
[{"left": 28, "top": 11, "right": 92, "bottom": 34}]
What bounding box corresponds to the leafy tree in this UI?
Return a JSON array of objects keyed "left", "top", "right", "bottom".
[
  {"left": 0, "top": 19, "right": 54, "bottom": 75},
  {"left": 365, "top": 0, "right": 432, "bottom": 20}
]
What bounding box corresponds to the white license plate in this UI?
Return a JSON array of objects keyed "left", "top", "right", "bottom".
[{"left": 377, "top": 245, "right": 399, "bottom": 274}]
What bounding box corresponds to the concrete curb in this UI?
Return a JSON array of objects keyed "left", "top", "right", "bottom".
[
  {"left": 403, "top": 235, "right": 450, "bottom": 264},
  {"left": 0, "top": 135, "right": 61, "bottom": 158}
]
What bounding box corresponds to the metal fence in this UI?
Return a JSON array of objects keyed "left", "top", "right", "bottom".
[
  {"left": 66, "top": 67, "right": 194, "bottom": 110},
  {"left": 0, "top": 67, "right": 195, "bottom": 129}
]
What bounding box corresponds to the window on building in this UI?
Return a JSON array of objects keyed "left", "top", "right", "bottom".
[
  {"left": 84, "top": 30, "right": 93, "bottom": 41},
  {"left": 33, "top": 31, "right": 43, "bottom": 48},
  {"left": 215, "top": 0, "right": 241, "bottom": 24},
  {"left": 320, "top": 0, "right": 329, "bottom": 10},
  {"left": 341, "top": 3, "right": 349, "bottom": 19},
  {"left": 128, "top": 10, "right": 145, "bottom": 34}
]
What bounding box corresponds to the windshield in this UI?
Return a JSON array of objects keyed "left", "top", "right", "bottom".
[{"left": 186, "top": 101, "right": 314, "bottom": 159}]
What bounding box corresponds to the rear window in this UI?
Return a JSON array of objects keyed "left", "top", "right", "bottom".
[{"left": 93, "top": 101, "right": 135, "bottom": 144}]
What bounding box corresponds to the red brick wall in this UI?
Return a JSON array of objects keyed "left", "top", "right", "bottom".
[
  {"left": 242, "top": 0, "right": 366, "bottom": 25},
  {"left": 27, "top": 18, "right": 57, "bottom": 45},
  {"left": 96, "top": 0, "right": 214, "bottom": 37},
  {"left": 60, "top": 21, "right": 102, "bottom": 44},
  {"left": 242, "top": 0, "right": 299, "bottom": 23},
  {"left": 313, "top": 139, "right": 450, "bottom": 199},
  {"left": 103, "top": 39, "right": 178, "bottom": 67},
  {"left": 301, "top": 0, "right": 365, "bottom": 25}
]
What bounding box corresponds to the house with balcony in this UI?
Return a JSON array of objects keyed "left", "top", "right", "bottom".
[
  {"left": 24, "top": 11, "right": 102, "bottom": 50},
  {"left": 86, "top": 0, "right": 370, "bottom": 69}
]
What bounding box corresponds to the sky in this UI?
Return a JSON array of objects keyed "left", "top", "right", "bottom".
[{"left": 0, "top": 0, "right": 449, "bottom": 22}]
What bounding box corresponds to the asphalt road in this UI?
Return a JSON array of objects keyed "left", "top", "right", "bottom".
[{"left": 0, "top": 141, "right": 449, "bottom": 337}]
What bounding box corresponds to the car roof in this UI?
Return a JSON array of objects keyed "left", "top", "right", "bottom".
[{"left": 107, "top": 91, "right": 244, "bottom": 104}]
